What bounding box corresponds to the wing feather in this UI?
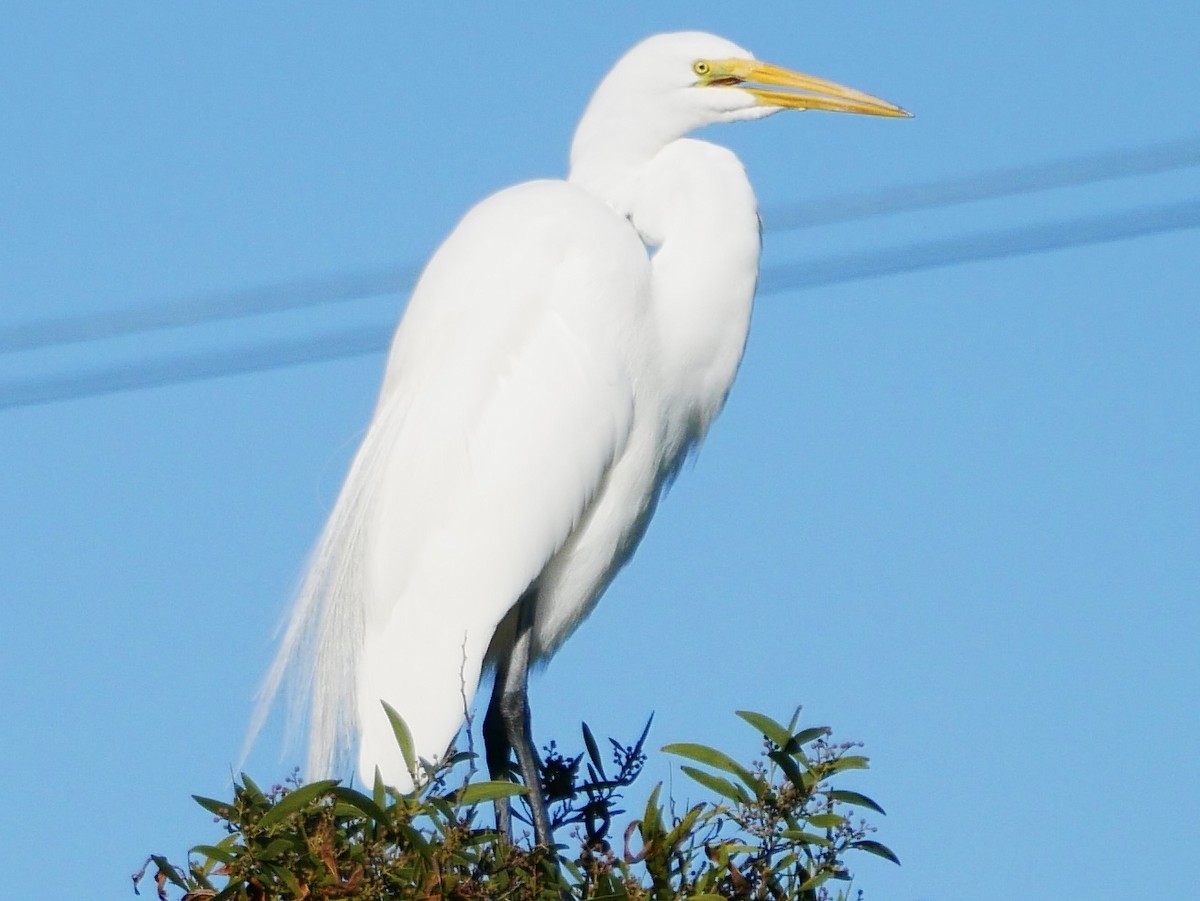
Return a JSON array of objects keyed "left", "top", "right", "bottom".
[{"left": 254, "top": 180, "right": 650, "bottom": 788}]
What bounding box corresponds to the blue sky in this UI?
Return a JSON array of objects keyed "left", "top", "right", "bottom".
[{"left": 2, "top": 3, "right": 1197, "bottom": 899}]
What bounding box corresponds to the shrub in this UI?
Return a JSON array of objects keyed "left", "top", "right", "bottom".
[{"left": 136, "top": 708, "right": 897, "bottom": 900}]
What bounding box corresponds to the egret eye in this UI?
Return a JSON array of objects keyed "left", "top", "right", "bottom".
[{"left": 693, "top": 60, "right": 711, "bottom": 77}]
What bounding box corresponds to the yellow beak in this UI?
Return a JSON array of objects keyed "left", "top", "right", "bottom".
[{"left": 709, "top": 58, "right": 912, "bottom": 118}]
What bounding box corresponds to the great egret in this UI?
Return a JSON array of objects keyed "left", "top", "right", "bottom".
[{"left": 256, "top": 31, "right": 908, "bottom": 845}]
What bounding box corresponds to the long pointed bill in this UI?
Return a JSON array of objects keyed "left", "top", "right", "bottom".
[{"left": 712, "top": 58, "right": 911, "bottom": 118}]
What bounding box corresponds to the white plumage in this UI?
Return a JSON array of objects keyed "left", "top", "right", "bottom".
[{"left": 252, "top": 31, "right": 907, "bottom": 842}]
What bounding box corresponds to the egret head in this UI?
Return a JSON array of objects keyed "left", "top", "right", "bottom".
[{"left": 569, "top": 31, "right": 909, "bottom": 195}]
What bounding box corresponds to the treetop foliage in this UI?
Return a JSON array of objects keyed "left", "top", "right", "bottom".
[{"left": 136, "top": 708, "right": 897, "bottom": 901}]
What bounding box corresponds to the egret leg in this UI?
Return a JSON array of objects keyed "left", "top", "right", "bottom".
[
  {"left": 483, "top": 659, "right": 516, "bottom": 836},
  {"left": 482, "top": 592, "right": 553, "bottom": 846}
]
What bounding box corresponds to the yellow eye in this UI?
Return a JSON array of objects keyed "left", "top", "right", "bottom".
[{"left": 692, "top": 60, "right": 711, "bottom": 77}]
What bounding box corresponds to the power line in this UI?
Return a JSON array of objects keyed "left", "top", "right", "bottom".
[
  {"left": 758, "top": 196, "right": 1200, "bottom": 292},
  {"left": 0, "top": 267, "right": 415, "bottom": 356},
  {"left": 3, "top": 136, "right": 1198, "bottom": 358},
  {"left": 0, "top": 327, "right": 390, "bottom": 411},
  {"left": 762, "top": 135, "right": 1200, "bottom": 229},
  {"left": 3, "top": 197, "right": 1197, "bottom": 412}
]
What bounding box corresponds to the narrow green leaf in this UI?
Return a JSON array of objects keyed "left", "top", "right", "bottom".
[
  {"left": 380, "top": 701, "right": 418, "bottom": 783},
  {"left": 663, "top": 740, "right": 762, "bottom": 795},
  {"left": 783, "top": 726, "right": 830, "bottom": 755},
  {"left": 768, "top": 749, "right": 814, "bottom": 794},
  {"left": 187, "top": 865, "right": 216, "bottom": 891},
  {"left": 239, "top": 773, "right": 266, "bottom": 803},
  {"left": 150, "top": 856, "right": 186, "bottom": 890},
  {"left": 257, "top": 779, "right": 339, "bottom": 828},
  {"left": 427, "top": 794, "right": 457, "bottom": 821},
  {"left": 330, "top": 786, "right": 388, "bottom": 823},
  {"left": 775, "top": 851, "right": 798, "bottom": 871},
  {"left": 736, "top": 710, "right": 791, "bottom": 748},
  {"left": 190, "top": 844, "right": 237, "bottom": 865},
  {"left": 372, "top": 766, "right": 387, "bottom": 810},
  {"left": 679, "top": 765, "right": 749, "bottom": 804},
  {"left": 267, "top": 862, "right": 304, "bottom": 896},
  {"left": 827, "top": 789, "right": 886, "bottom": 815},
  {"left": 805, "top": 813, "right": 845, "bottom": 829},
  {"left": 662, "top": 742, "right": 747, "bottom": 779},
  {"left": 632, "top": 713, "right": 654, "bottom": 755},
  {"left": 458, "top": 780, "right": 528, "bottom": 805},
  {"left": 642, "top": 783, "right": 664, "bottom": 837},
  {"left": 191, "top": 795, "right": 232, "bottom": 818},
  {"left": 582, "top": 722, "right": 607, "bottom": 780},
  {"left": 827, "top": 755, "right": 871, "bottom": 773},
  {"left": 780, "top": 830, "right": 833, "bottom": 848},
  {"left": 663, "top": 803, "right": 705, "bottom": 850},
  {"left": 399, "top": 824, "right": 433, "bottom": 861},
  {"left": 257, "top": 838, "right": 294, "bottom": 861},
  {"left": 851, "top": 840, "right": 902, "bottom": 865},
  {"left": 799, "top": 871, "right": 831, "bottom": 892}
]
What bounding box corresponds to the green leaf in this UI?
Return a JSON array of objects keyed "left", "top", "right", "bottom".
[
  {"left": 799, "top": 871, "right": 831, "bottom": 892},
  {"left": 266, "top": 862, "right": 304, "bottom": 896},
  {"left": 663, "top": 740, "right": 762, "bottom": 795},
  {"left": 190, "top": 844, "right": 237, "bottom": 865},
  {"left": 783, "top": 726, "right": 830, "bottom": 755},
  {"left": 380, "top": 701, "right": 419, "bottom": 783},
  {"left": 372, "top": 766, "right": 387, "bottom": 810},
  {"left": 239, "top": 773, "right": 267, "bottom": 803},
  {"left": 187, "top": 864, "right": 216, "bottom": 891},
  {"left": 582, "top": 721, "right": 607, "bottom": 780},
  {"left": 662, "top": 742, "right": 747, "bottom": 779},
  {"left": 398, "top": 824, "right": 433, "bottom": 861},
  {"left": 805, "top": 813, "right": 845, "bottom": 829},
  {"left": 191, "top": 795, "right": 232, "bottom": 818},
  {"left": 827, "top": 789, "right": 886, "bottom": 815},
  {"left": 851, "top": 840, "right": 902, "bottom": 865},
  {"left": 780, "top": 830, "right": 833, "bottom": 848},
  {"left": 330, "top": 786, "right": 389, "bottom": 823},
  {"left": 632, "top": 713, "right": 654, "bottom": 755},
  {"left": 827, "top": 755, "right": 871, "bottom": 773},
  {"left": 150, "top": 856, "right": 187, "bottom": 890},
  {"left": 736, "top": 710, "right": 791, "bottom": 748},
  {"left": 768, "top": 749, "right": 814, "bottom": 794},
  {"left": 257, "top": 838, "right": 295, "bottom": 861},
  {"left": 679, "top": 765, "right": 749, "bottom": 804},
  {"left": 427, "top": 794, "right": 458, "bottom": 822},
  {"left": 457, "top": 780, "right": 528, "bottom": 804},
  {"left": 663, "top": 803, "right": 705, "bottom": 850},
  {"left": 641, "top": 783, "right": 664, "bottom": 837},
  {"left": 257, "top": 779, "right": 339, "bottom": 828}
]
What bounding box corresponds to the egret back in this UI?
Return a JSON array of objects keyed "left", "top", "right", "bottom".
[{"left": 258, "top": 180, "right": 652, "bottom": 788}]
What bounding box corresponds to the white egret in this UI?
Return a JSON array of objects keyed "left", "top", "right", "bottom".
[{"left": 256, "top": 31, "right": 908, "bottom": 845}]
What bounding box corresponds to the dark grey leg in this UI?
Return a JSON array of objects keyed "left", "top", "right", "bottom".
[
  {"left": 483, "top": 656, "right": 515, "bottom": 836},
  {"left": 481, "top": 591, "right": 553, "bottom": 845}
]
